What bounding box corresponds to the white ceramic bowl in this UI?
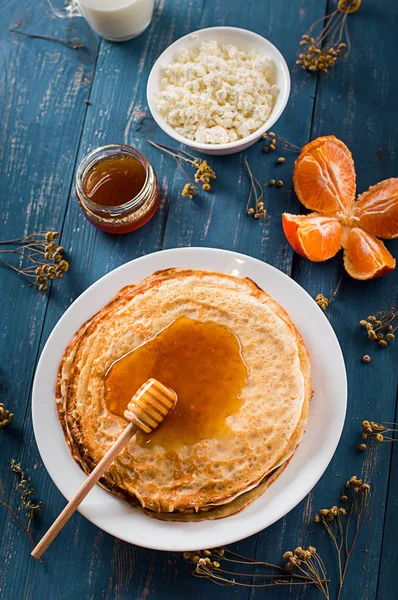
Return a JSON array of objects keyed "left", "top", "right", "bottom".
[{"left": 147, "top": 27, "right": 291, "bottom": 156}]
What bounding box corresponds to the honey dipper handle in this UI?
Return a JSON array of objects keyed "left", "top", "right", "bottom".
[{"left": 31, "top": 421, "right": 137, "bottom": 560}]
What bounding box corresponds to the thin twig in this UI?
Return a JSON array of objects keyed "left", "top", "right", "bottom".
[
  {"left": 0, "top": 257, "right": 37, "bottom": 286},
  {"left": 148, "top": 140, "right": 194, "bottom": 165},
  {"left": 0, "top": 479, "right": 35, "bottom": 548},
  {"left": 9, "top": 28, "right": 84, "bottom": 49}
]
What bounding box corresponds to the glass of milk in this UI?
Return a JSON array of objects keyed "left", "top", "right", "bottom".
[{"left": 47, "top": 0, "right": 154, "bottom": 41}]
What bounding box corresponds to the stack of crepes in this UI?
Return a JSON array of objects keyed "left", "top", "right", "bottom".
[{"left": 56, "top": 269, "right": 312, "bottom": 521}]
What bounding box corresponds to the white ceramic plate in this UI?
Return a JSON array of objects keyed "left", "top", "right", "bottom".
[
  {"left": 147, "top": 27, "right": 291, "bottom": 155},
  {"left": 32, "top": 248, "right": 346, "bottom": 552}
]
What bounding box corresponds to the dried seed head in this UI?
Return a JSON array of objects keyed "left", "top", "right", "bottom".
[
  {"left": 59, "top": 260, "right": 69, "bottom": 272},
  {"left": 315, "top": 294, "right": 329, "bottom": 311},
  {"left": 181, "top": 183, "right": 197, "bottom": 200}
]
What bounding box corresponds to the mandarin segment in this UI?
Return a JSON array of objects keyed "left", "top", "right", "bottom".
[
  {"left": 355, "top": 178, "right": 398, "bottom": 239},
  {"left": 293, "top": 136, "right": 356, "bottom": 214},
  {"left": 296, "top": 135, "right": 351, "bottom": 157},
  {"left": 343, "top": 228, "right": 396, "bottom": 280},
  {"left": 282, "top": 213, "right": 342, "bottom": 262}
]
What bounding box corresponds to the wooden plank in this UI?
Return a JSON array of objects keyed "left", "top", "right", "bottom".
[
  {"left": 162, "top": 0, "right": 326, "bottom": 274},
  {"left": 1, "top": 2, "right": 247, "bottom": 600},
  {"left": 0, "top": 1, "right": 99, "bottom": 598},
  {"left": 252, "top": 1, "right": 398, "bottom": 599},
  {"left": 158, "top": 2, "right": 330, "bottom": 600},
  {"left": 377, "top": 391, "right": 398, "bottom": 599}
]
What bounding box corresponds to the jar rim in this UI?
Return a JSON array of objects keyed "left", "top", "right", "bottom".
[{"left": 76, "top": 144, "right": 151, "bottom": 214}]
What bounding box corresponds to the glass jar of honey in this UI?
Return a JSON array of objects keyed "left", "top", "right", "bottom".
[{"left": 75, "top": 144, "right": 160, "bottom": 234}]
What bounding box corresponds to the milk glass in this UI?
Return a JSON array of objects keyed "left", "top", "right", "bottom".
[{"left": 47, "top": 0, "right": 154, "bottom": 42}]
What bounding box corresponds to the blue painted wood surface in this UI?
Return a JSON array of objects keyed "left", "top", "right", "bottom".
[{"left": 0, "top": 1, "right": 397, "bottom": 599}]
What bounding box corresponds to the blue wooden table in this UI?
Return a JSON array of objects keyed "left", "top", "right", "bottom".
[{"left": 1, "top": 1, "right": 397, "bottom": 598}]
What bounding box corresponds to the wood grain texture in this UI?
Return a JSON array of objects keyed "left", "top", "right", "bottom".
[
  {"left": 0, "top": 0, "right": 397, "bottom": 599},
  {"left": 0, "top": 1, "right": 99, "bottom": 598},
  {"left": 280, "top": 2, "right": 398, "bottom": 599}
]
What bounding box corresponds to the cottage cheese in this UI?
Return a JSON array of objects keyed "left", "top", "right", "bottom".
[{"left": 156, "top": 40, "right": 278, "bottom": 144}]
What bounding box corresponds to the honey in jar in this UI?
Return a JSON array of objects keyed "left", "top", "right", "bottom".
[
  {"left": 104, "top": 316, "right": 248, "bottom": 452},
  {"left": 76, "top": 144, "right": 159, "bottom": 234}
]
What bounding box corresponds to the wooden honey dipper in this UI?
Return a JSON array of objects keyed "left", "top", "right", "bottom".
[{"left": 31, "top": 378, "right": 177, "bottom": 560}]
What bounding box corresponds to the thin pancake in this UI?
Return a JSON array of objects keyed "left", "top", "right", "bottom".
[{"left": 56, "top": 269, "right": 311, "bottom": 516}]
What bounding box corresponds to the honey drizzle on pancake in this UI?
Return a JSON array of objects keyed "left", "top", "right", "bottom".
[{"left": 104, "top": 316, "right": 247, "bottom": 451}]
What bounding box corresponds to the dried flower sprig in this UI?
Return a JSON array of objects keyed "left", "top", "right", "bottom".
[
  {"left": 283, "top": 546, "right": 329, "bottom": 599},
  {"left": 0, "top": 461, "right": 42, "bottom": 548},
  {"left": 297, "top": 0, "right": 361, "bottom": 74},
  {"left": 181, "top": 184, "right": 198, "bottom": 200},
  {"left": 0, "top": 231, "right": 69, "bottom": 292},
  {"left": 359, "top": 420, "right": 398, "bottom": 451},
  {"left": 148, "top": 140, "right": 216, "bottom": 198},
  {"left": 314, "top": 475, "right": 370, "bottom": 600},
  {"left": 315, "top": 274, "right": 344, "bottom": 311},
  {"left": 184, "top": 547, "right": 329, "bottom": 591},
  {"left": 0, "top": 403, "right": 14, "bottom": 428},
  {"left": 244, "top": 157, "right": 266, "bottom": 220},
  {"left": 359, "top": 309, "right": 396, "bottom": 347},
  {"left": 186, "top": 474, "right": 372, "bottom": 598},
  {"left": 262, "top": 131, "right": 300, "bottom": 154}
]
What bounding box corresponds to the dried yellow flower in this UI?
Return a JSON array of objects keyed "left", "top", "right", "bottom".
[
  {"left": 315, "top": 294, "right": 329, "bottom": 311},
  {"left": 181, "top": 183, "right": 197, "bottom": 200}
]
